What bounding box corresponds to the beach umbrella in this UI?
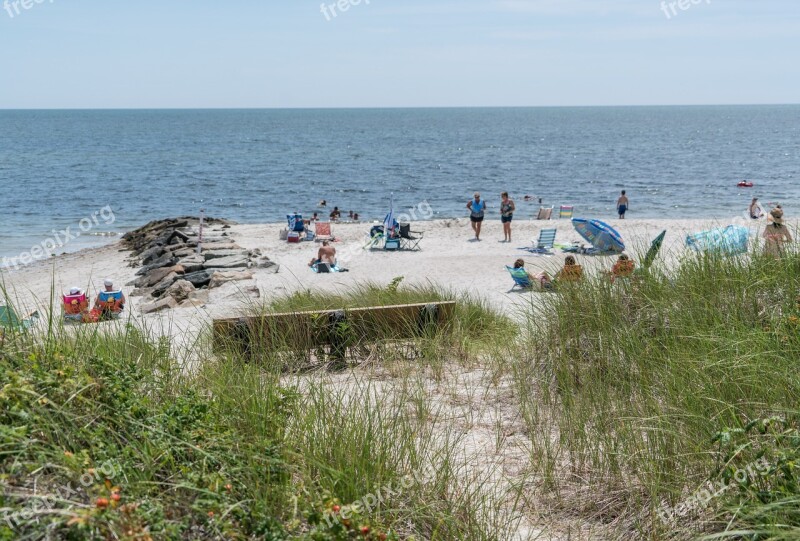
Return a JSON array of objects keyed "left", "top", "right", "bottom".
[
  {"left": 643, "top": 230, "right": 667, "bottom": 269},
  {"left": 571, "top": 218, "right": 625, "bottom": 253},
  {"left": 383, "top": 193, "right": 396, "bottom": 237},
  {"left": 686, "top": 225, "right": 749, "bottom": 255}
]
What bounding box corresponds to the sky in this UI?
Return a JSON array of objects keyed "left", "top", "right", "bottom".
[{"left": 0, "top": 0, "right": 798, "bottom": 108}]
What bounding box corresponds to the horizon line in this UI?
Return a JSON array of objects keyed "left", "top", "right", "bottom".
[{"left": 1, "top": 102, "right": 799, "bottom": 112}]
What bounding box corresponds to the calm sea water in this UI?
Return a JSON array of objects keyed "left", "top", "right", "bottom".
[{"left": 1, "top": 106, "right": 798, "bottom": 261}]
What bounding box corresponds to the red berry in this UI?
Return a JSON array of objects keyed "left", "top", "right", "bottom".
[
  {"left": 360, "top": 526, "right": 370, "bottom": 535},
  {"left": 332, "top": 504, "right": 341, "bottom": 513},
  {"left": 96, "top": 498, "right": 109, "bottom": 509},
  {"left": 110, "top": 493, "right": 121, "bottom": 502}
]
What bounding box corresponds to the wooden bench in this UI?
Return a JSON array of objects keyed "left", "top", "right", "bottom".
[{"left": 212, "top": 301, "right": 456, "bottom": 361}]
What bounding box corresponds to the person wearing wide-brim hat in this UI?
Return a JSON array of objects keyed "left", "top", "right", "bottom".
[{"left": 763, "top": 207, "right": 792, "bottom": 258}]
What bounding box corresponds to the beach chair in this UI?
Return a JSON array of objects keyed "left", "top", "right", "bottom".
[
  {"left": 96, "top": 291, "right": 125, "bottom": 319},
  {"left": 62, "top": 292, "right": 88, "bottom": 322},
  {"left": 315, "top": 221, "right": 333, "bottom": 242},
  {"left": 536, "top": 206, "right": 554, "bottom": 220},
  {"left": 506, "top": 266, "right": 533, "bottom": 290},
  {"left": 287, "top": 213, "right": 305, "bottom": 233},
  {"left": 520, "top": 228, "right": 557, "bottom": 254},
  {"left": 559, "top": 205, "right": 574, "bottom": 219},
  {"left": 0, "top": 305, "right": 39, "bottom": 342},
  {"left": 399, "top": 223, "right": 423, "bottom": 251}
]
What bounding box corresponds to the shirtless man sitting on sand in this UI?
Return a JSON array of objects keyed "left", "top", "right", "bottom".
[{"left": 309, "top": 240, "right": 336, "bottom": 267}]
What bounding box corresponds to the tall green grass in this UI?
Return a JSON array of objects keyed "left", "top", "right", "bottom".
[
  {"left": 1, "top": 280, "right": 526, "bottom": 540},
  {"left": 516, "top": 248, "right": 800, "bottom": 538}
]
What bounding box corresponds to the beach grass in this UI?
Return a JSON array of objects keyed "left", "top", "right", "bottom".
[
  {"left": 3, "top": 249, "right": 800, "bottom": 540},
  {"left": 0, "top": 283, "right": 524, "bottom": 540},
  {"left": 514, "top": 246, "right": 800, "bottom": 538}
]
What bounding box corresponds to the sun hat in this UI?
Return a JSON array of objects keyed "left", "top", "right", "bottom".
[
  {"left": 104, "top": 278, "right": 114, "bottom": 287},
  {"left": 69, "top": 287, "right": 81, "bottom": 295},
  {"left": 770, "top": 208, "right": 784, "bottom": 224}
]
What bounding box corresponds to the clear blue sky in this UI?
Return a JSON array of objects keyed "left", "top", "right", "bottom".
[{"left": 1, "top": 0, "right": 798, "bottom": 108}]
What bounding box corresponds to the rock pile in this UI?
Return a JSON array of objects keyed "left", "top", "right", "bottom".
[{"left": 122, "top": 217, "right": 275, "bottom": 314}]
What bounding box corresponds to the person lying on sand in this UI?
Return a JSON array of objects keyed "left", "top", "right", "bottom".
[
  {"left": 555, "top": 255, "right": 583, "bottom": 283},
  {"left": 309, "top": 240, "right": 337, "bottom": 267},
  {"left": 513, "top": 259, "right": 553, "bottom": 291}
]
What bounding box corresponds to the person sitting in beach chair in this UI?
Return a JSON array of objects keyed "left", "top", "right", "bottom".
[
  {"left": 606, "top": 254, "right": 635, "bottom": 282},
  {"left": 63, "top": 287, "right": 89, "bottom": 322},
  {"left": 555, "top": 256, "right": 583, "bottom": 283},
  {"left": 93, "top": 279, "right": 126, "bottom": 319},
  {"left": 507, "top": 259, "right": 553, "bottom": 291}
]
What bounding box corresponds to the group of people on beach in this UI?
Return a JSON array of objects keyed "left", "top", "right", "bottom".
[
  {"left": 62, "top": 279, "right": 126, "bottom": 323},
  {"left": 513, "top": 252, "right": 635, "bottom": 291},
  {"left": 465, "top": 190, "right": 630, "bottom": 242},
  {"left": 317, "top": 200, "right": 359, "bottom": 222},
  {"left": 465, "top": 191, "right": 523, "bottom": 242}
]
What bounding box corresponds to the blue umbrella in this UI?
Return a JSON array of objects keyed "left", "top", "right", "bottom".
[
  {"left": 572, "top": 218, "right": 625, "bottom": 253},
  {"left": 686, "top": 225, "right": 749, "bottom": 255}
]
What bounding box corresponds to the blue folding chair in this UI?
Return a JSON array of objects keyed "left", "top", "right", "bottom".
[{"left": 506, "top": 266, "right": 533, "bottom": 290}]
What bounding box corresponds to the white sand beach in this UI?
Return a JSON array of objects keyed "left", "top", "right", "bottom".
[{"left": 2, "top": 216, "right": 788, "bottom": 344}]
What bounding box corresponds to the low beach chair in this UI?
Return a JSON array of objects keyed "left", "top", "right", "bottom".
[
  {"left": 559, "top": 205, "right": 574, "bottom": 219},
  {"left": 399, "top": 223, "right": 423, "bottom": 251},
  {"left": 506, "top": 266, "right": 533, "bottom": 290},
  {"left": 520, "top": 228, "right": 557, "bottom": 255},
  {"left": 536, "top": 206, "right": 554, "bottom": 220},
  {"left": 314, "top": 221, "right": 333, "bottom": 242},
  {"left": 96, "top": 291, "right": 125, "bottom": 319},
  {"left": 63, "top": 292, "right": 88, "bottom": 322},
  {"left": 287, "top": 213, "right": 305, "bottom": 234},
  {"left": 0, "top": 305, "right": 39, "bottom": 342}
]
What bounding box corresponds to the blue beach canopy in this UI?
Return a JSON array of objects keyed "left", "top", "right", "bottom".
[
  {"left": 686, "top": 225, "right": 749, "bottom": 255},
  {"left": 571, "top": 218, "right": 625, "bottom": 253}
]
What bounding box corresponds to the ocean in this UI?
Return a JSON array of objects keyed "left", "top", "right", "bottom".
[{"left": 1, "top": 106, "right": 798, "bottom": 262}]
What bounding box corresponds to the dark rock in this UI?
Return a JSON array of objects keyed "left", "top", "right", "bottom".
[
  {"left": 182, "top": 269, "right": 216, "bottom": 288},
  {"left": 136, "top": 255, "right": 179, "bottom": 276},
  {"left": 152, "top": 272, "right": 181, "bottom": 297}
]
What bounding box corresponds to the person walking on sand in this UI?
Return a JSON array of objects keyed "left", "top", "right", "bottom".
[
  {"left": 763, "top": 207, "right": 792, "bottom": 258},
  {"left": 617, "top": 190, "right": 629, "bottom": 219},
  {"left": 500, "top": 192, "right": 515, "bottom": 242},
  {"left": 467, "top": 192, "right": 486, "bottom": 241}
]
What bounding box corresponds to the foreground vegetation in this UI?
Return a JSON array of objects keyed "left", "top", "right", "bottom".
[
  {"left": 1, "top": 283, "right": 520, "bottom": 540},
  {"left": 516, "top": 247, "right": 800, "bottom": 539},
  {"left": 3, "top": 246, "right": 800, "bottom": 540}
]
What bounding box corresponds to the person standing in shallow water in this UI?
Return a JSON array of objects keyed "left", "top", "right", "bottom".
[
  {"left": 617, "top": 190, "right": 629, "bottom": 219},
  {"left": 467, "top": 192, "right": 486, "bottom": 241}
]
